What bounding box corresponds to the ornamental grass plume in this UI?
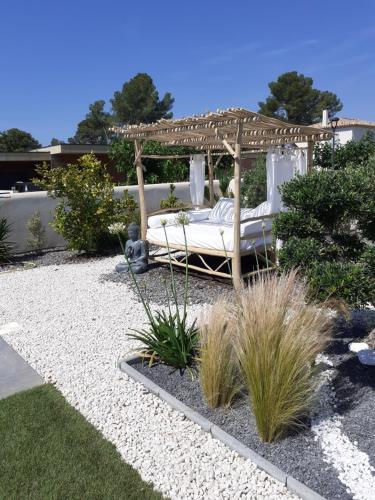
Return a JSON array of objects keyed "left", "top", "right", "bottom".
[
  {"left": 199, "top": 298, "right": 241, "bottom": 408},
  {"left": 234, "top": 270, "right": 332, "bottom": 443}
]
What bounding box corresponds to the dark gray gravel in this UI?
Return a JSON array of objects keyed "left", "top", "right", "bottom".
[
  {"left": 0, "top": 249, "right": 110, "bottom": 272},
  {"left": 101, "top": 262, "right": 233, "bottom": 306},
  {"left": 133, "top": 314, "right": 375, "bottom": 500},
  {"left": 328, "top": 310, "right": 375, "bottom": 466},
  {"left": 134, "top": 358, "right": 350, "bottom": 500}
]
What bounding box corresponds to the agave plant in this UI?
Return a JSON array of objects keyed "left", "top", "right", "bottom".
[
  {"left": 0, "top": 217, "right": 12, "bottom": 263},
  {"left": 127, "top": 310, "right": 198, "bottom": 370}
]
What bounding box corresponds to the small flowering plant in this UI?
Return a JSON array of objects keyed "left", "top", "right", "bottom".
[
  {"left": 108, "top": 222, "right": 127, "bottom": 236},
  {"left": 108, "top": 222, "right": 127, "bottom": 254},
  {"left": 175, "top": 211, "right": 190, "bottom": 226}
]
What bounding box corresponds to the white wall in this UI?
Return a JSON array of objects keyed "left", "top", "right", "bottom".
[{"left": 0, "top": 181, "right": 219, "bottom": 254}]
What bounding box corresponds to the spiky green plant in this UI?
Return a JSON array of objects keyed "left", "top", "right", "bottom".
[
  {"left": 235, "top": 270, "right": 332, "bottom": 442},
  {"left": 0, "top": 217, "right": 12, "bottom": 263},
  {"left": 128, "top": 310, "right": 198, "bottom": 370},
  {"left": 199, "top": 298, "right": 241, "bottom": 407}
]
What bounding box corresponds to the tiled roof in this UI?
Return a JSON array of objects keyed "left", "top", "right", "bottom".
[{"left": 312, "top": 118, "right": 375, "bottom": 129}]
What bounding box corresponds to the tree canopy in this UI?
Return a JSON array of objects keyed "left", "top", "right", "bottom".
[
  {"left": 258, "top": 71, "right": 343, "bottom": 125},
  {"left": 111, "top": 73, "right": 174, "bottom": 125},
  {"left": 0, "top": 128, "right": 41, "bottom": 152},
  {"left": 68, "top": 100, "right": 113, "bottom": 145},
  {"left": 50, "top": 138, "right": 64, "bottom": 146},
  {"left": 314, "top": 131, "right": 375, "bottom": 170}
]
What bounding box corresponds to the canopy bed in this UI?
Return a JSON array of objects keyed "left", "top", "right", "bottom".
[{"left": 112, "top": 108, "right": 331, "bottom": 288}]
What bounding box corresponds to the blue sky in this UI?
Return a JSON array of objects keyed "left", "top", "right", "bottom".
[{"left": 1, "top": 0, "right": 375, "bottom": 145}]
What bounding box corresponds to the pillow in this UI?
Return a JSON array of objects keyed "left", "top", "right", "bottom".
[
  {"left": 148, "top": 208, "right": 212, "bottom": 228},
  {"left": 239, "top": 201, "right": 271, "bottom": 222},
  {"left": 208, "top": 198, "right": 234, "bottom": 224}
]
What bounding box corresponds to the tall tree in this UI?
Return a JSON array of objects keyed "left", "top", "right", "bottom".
[
  {"left": 258, "top": 71, "right": 343, "bottom": 125},
  {"left": 50, "top": 138, "right": 64, "bottom": 146},
  {"left": 111, "top": 73, "right": 174, "bottom": 125},
  {"left": 0, "top": 128, "right": 41, "bottom": 152},
  {"left": 69, "top": 100, "right": 113, "bottom": 145}
]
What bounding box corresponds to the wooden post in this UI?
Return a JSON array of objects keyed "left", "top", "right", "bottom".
[
  {"left": 207, "top": 150, "right": 214, "bottom": 207},
  {"left": 232, "top": 123, "right": 243, "bottom": 289},
  {"left": 134, "top": 140, "right": 147, "bottom": 239},
  {"left": 307, "top": 140, "right": 314, "bottom": 174}
]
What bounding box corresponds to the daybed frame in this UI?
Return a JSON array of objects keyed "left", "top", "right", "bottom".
[{"left": 112, "top": 108, "right": 331, "bottom": 288}]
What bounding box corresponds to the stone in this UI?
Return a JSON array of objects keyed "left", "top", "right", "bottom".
[{"left": 115, "top": 223, "right": 148, "bottom": 274}]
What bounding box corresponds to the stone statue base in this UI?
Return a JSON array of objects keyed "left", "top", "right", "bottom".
[{"left": 115, "top": 261, "right": 148, "bottom": 274}]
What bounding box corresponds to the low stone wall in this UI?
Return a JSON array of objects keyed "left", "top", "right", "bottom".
[{"left": 0, "top": 181, "right": 219, "bottom": 254}]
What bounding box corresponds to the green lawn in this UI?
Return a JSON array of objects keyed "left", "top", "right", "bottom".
[{"left": 0, "top": 384, "right": 164, "bottom": 500}]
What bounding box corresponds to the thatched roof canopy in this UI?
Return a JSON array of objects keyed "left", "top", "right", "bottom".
[{"left": 112, "top": 108, "right": 332, "bottom": 150}]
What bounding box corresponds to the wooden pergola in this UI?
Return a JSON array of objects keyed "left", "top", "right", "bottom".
[{"left": 112, "top": 108, "right": 331, "bottom": 288}]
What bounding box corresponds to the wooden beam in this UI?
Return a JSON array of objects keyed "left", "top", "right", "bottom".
[
  {"left": 232, "top": 122, "right": 243, "bottom": 289},
  {"left": 215, "top": 128, "right": 237, "bottom": 158},
  {"left": 307, "top": 140, "right": 314, "bottom": 174},
  {"left": 207, "top": 150, "right": 214, "bottom": 207},
  {"left": 134, "top": 140, "right": 147, "bottom": 239},
  {"left": 214, "top": 153, "right": 224, "bottom": 169}
]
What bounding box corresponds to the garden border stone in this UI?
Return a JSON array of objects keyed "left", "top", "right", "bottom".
[{"left": 118, "top": 356, "right": 326, "bottom": 500}]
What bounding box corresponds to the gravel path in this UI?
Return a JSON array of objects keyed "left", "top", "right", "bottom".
[{"left": 0, "top": 255, "right": 296, "bottom": 500}]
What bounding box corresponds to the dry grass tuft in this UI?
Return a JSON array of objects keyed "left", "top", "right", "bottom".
[
  {"left": 235, "top": 270, "right": 332, "bottom": 443},
  {"left": 199, "top": 298, "right": 241, "bottom": 408}
]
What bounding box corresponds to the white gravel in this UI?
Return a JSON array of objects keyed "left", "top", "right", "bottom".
[
  {"left": 0, "top": 257, "right": 296, "bottom": 500},
  {"left": 313, "top": 355, "right": 375, "bottom": 500}
]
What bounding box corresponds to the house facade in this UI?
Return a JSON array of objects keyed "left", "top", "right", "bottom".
[{"left": 312, "top": 111, "right": 375, "bottom": 145}]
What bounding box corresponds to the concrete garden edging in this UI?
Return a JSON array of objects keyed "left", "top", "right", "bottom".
[{"left": 118, "top": 355, "right": 326, "bottom": 500}]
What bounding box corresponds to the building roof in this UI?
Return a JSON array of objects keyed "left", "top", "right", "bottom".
[
  {"left": 31, "top": 144, "right": 109, "bottom": 154},
  {"left": 0, "top": 144, "right": 109, "bottom": 164},
  {"left": 112, "top": 108, "right": 332, "bottom": 150},
  {"left": 312, "top": 118, "right": 375, "bottom": 130}
]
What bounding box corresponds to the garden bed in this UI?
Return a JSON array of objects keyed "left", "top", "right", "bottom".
[{"left": 125, "top": 314, "right": 375, "bottom": 500}]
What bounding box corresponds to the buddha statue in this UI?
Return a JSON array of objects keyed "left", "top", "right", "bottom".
[{"left": 115, "top": 223, "right": 148, "bottom": 274}]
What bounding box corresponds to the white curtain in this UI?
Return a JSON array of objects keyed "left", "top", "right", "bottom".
[
  {"left": 266, "top": 147, "right": 307, "bottom": 212},
  {"left": 189, "top": 154, "right": 205, "bottom": 208}
]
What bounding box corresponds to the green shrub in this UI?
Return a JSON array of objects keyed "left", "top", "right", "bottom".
[
  {"left": 278, "top": 237, "right": 325, "bottom": 269},
  {"left": 241, "top": 154, "right": 266, "bottom": 208},
  {"left": 235, "top": 271, "right": 331, "bottom": 443},
  {"left": 274, "top": 162, "right": 375, "bottom": 307},
  {"left": 26, "top": 211, "right": 45, "bottom": 252},
  {"left": 314, "top": 132, "right": 375, "bottom": 170},
  {"left": 34, "top": 154, "right": 138, "bottom": 253},
  {"left": 0, "top": 217, "right": 12, "bottom": 262},
  {"left": 160, "top": 184, "right": 184, "bottom": 209},
  {"left": 306, "top": 260, "right": 374, "bottom": 309}
]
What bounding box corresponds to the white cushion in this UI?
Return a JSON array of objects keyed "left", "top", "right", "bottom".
[
  {"left": 148, "top": 208, "right": 212, "bottom": 228},
  {"left": 239, "top": 201, "right": 271, "bottom": 221},
  {"left": 208, "top": 198, "right": 234, "bottom": 224}
]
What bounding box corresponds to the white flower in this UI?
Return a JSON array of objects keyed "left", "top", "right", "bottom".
[
  {"left": 175, "top": 211, "right": 189, "bottom": 226},
  {"left": 160, "top": 218, "right": 168, "bottom": 226},
  {"left": 108, "top": 222, "right": 126, "bottom": 235},
  {"left": 261, "top": 221, "right": 266, "bottom": 229},
  {"left": 219, "top": 227, "right": 224, "bottom": 236}
]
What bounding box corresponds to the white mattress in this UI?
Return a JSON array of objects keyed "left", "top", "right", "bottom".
[{"left": 147, "top": 219, "right": 272, "bottom": 252}]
